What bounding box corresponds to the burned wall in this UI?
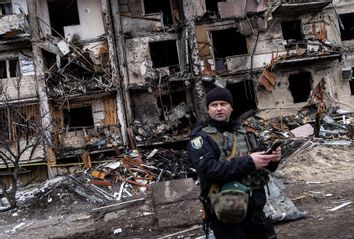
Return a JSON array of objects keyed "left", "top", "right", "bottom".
[
  {"left": 125, "top": 33, "right": 181, "bottom": 85},
  {"left": 256, "top": 61, "right": 341, "bottom": 118},
  {"left": 51, "top": 95, "right": 121, "bottom": 150}
]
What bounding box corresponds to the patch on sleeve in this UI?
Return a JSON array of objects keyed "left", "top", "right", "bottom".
[{"left": 191, "top": 136, "right": 203, "bottom": 150}]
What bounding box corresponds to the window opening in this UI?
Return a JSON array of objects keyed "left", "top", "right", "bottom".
[
  {"left": 9, "top": 59, "right": 19, "bottom": 77},
  {"left": 0, "top": 61, "right": 6, "bottom": 79},
  {"left": 149, "top": 40, "right": 179, "bottom": 68},
  {"left": 205, "top": 0, "right": 225, "bottom": 15},
  {"left": 47, "top": 0, "right": 80, "bottom": 37},
  {"left": 0, "top": 2, "right": 12, "bottom": 16},
  {"left": 227, "top": 81, "right": 257, "bottom": 120},
  {"left": 211, "top": 28, "right": 248, "bottom": 72},
  {"left": 63, "top": 106, "right": 94, "bottom": 130},
  {"left": 0, "top": 104, "right": 40, "bottom": 141},
  {"left": 288, "top": 72, "right": 312, "bottom": 103},
  {"left": 0, "top": 59, "right": 19, "bottom": 79},
  {"left": 281, "top": 20, "right": 303, "bottom": 48},
  {"left": 143, "top": 0, "right": 173, "bottom": 25},
  {"left": 339, "top": 13, "right": 354, "bottom": 41}
]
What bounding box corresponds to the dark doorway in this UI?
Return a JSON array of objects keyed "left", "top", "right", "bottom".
[
  {"left": 288, "top": 72, "right": 312, "bottom": 103},
  {"left": 143, "top": 0, "right": 173, "bottom": 25},
  {"left": 63, "top": 106, "right": 94, "bottom": 130},
  {"left": 47, "top": 0, "right": 80, "bottom": 37},
  {"left": 149, "top": 40, "right": 179, "bottom": 68},
  {"left": 339, "top": 13, "right": 354, "bottom": 41},
  {"left": 227, "top": 81, "right": 257, "bottom": 120}
]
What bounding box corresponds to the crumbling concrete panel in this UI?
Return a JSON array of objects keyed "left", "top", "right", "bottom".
[
  {"left": 121, "top": 15, "right": 162, "bottom": 35},
  {"left": 218, "top": 0, "right": 246, "bottom": 18},
  {"left": 152, "top": 178, "right": 199, "bottom": 206},
  {"left": 0, "top": 76, "right": 37, "bottom": 100},
  {"left": 0, "top": 14, "right": 27, "bottom": 35},
  {"left": 125, "top": 34, "right": 178, "bottom": 84},
  {"left": 183, "top": 0, "right": 206, "bottom": 19}
]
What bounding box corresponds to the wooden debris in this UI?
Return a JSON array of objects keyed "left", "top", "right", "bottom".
[{"left": 328, "top": 202, "right": 352, "bottom": 212}]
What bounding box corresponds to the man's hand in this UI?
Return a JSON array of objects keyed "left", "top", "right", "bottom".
[{"left": 250, "top": 147, "right": 282, "bottom": 169}]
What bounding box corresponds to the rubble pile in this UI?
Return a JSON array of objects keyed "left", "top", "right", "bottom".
[{"left": 45, "top": 41, "right": 113, "bottom": 98}]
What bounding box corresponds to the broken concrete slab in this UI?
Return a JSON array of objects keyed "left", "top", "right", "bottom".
[
  {"left": 151, "top": 178, "right": 199, "bottom": 206},
  {"left": 152, "top": 178, "right": 201, "bottom": 228},
  {"left": 290, "top": 123, "right": 314, "bottom": 138}
]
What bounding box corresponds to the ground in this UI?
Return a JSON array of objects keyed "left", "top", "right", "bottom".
[{"left": 1, "top": 143, "right": 354, "bottom": 239}]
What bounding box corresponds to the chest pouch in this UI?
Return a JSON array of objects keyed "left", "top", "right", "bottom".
[{"left": 209, "top": 181, "right": 250, "bottom": 224}]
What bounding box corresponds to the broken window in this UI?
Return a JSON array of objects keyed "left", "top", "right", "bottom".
[
  {"left": 211, "top": 28, "right": 248, "bottom": 71},
  {"left": 0, "top": 104, "right": 40, "bottom": 141},
  {"left": 227, "top": 81, "right": 257, "bottom": 120},
  {"left": 47, "top": 0, "right": 80, "bottom": 37},
  {"left": 8, "top": 59, "right": 19, "bottom": 77},
  {"left": 149, "top": 40, "right": 179, "bottom": 68},
  {"left": 281, "top": 20, "right": 303, "bottom": 48},
  {"left": 288, "top": 72, "right": 312, "bottom": 103},
  {"left": 0, "top": 1, "right": 12, "bottom": 16},
  {"left": 157, "top": 90, "right": 186, "bottom": 120},
  {"left": 205, "top": 0, "right": 225, "bottom": 15},
  {"left": 0, "top": 59, "right": 20, "bottom": 79},
  {"left": 339, "top": 13, "right": 354, "bottom": 41},
  {"left": 143, "top": 0, "right": 173, "bottom": 25},
  {"left": 0, "top": 60, "right": 6, "bottom": 79},
  {"left": 63, "top": 106, "right": 94, "bottom": 130}
]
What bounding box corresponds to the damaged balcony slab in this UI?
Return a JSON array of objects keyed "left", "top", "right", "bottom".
[
  {"left": 271, "top": 53, "right": 341, "bottom": 70},
  {"left": 271, "top": 0, "right": 333, "bottom": 16},
  {"left": 0, "top": 14, "right": 28, "bottom": 37}
]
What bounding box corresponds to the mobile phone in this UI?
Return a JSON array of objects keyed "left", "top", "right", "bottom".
[{"left": 265, "top": 141, "right": 282, "bottom": 154}]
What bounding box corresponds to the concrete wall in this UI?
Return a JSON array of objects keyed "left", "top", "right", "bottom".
[
  {"left": 64, "top": 0, "right": 105, "bottom": 41},
  {"left": 37, "top": 0, "right": 104, "bottom": 40},
  {"left": 125, "top": 33, "right": 179, "bottom": 85},
  {"left": 12, "top": 0, "right": 28, "bottom": 15}
]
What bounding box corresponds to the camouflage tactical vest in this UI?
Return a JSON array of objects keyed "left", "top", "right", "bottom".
[{"left": 202, "top": 126, "right": 269, "bottom": 190}]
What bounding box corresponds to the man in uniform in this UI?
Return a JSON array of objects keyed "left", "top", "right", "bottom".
[{"left": 188, "top": 87, "right": 281, "bottom": 239}]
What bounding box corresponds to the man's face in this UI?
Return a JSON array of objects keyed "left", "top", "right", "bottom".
[{"left": 208, "top": 100, "right": 233, "bottom": 122}]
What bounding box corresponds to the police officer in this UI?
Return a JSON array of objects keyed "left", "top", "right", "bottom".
[{"left": 188, "top": 87, "right": 281, "bottom": 239}]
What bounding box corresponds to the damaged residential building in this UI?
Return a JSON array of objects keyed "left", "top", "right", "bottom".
[{"left": 1, "top": 0, "right": 354, "bottom": 184}]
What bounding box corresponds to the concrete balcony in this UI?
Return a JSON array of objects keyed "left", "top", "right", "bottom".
[
  {"left": 271, "top": 0, "right": 332, "bottom": 16},
  {"left": 0, "top": 14, "right": 28, "bottom": 37}
]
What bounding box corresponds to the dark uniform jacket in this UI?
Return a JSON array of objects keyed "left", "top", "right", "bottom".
[{"left": 188, "top": 117, "right": 279, "bottom": 239}]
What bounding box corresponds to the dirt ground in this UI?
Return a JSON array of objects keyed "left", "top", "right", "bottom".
[{"left": 1, "top": 143, "right": 354, "bottom": 239}]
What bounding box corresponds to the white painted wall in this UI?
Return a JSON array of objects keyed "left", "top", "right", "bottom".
[
  {"left": 37, "top": 0, "right": 104, "bottom": 40},
  {"left": 64, "top": 0, "right": 105, "bottom": 40},
  {"left": 12, "top": 0, "right": 28, "bottom": 15},
  {"left": 0, "top": 76, "right": 37, "bottom": 100}
]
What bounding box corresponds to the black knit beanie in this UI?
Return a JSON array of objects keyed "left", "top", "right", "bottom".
[{"left": 206, "top": 87, "right": 233, "bottom": 107}]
